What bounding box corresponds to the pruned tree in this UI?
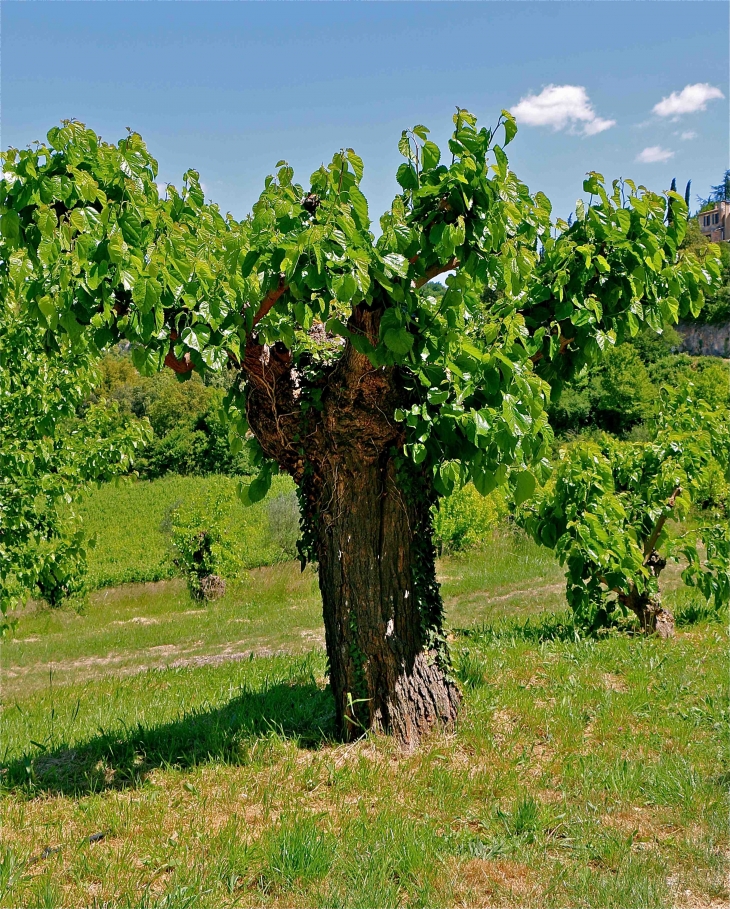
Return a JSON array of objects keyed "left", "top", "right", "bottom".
[
  {"left": 516, "top": 389, "right": 730, "bottom": 636},
  {"left": 1, "top": 110, "right": 720, "bottom": 745}
]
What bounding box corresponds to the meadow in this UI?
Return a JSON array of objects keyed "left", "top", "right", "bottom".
[
  {"left": 76, "top": 474, "right": 300, "bottom": 590},
  {"left": 1, "top": 490, "right": 726, "bottom": 908}
]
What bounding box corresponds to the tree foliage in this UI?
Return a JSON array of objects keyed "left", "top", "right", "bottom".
[
  {"left": 516, "top": 389, "right": 730, "bottom": 632},
  {"left": 0, "top": 308, "right": 150, "bottom": 628},
  {"left": 0, "top": 112, "right": 720, "bottom": 504}
]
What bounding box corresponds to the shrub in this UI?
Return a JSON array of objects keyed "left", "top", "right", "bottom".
[
  {"left": 170, "top": 493, "right": 241, "bottom": 599},
  {"left": 588, "top": 344, "right": 656, "bottom": 434},
  {"left": 432, "top": 485, "right": 506, "bottom": 554},
  {"left": 548, "top": 342, "right": 657, "bottom": 436}
]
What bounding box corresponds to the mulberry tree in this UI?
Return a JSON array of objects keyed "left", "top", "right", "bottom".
[
  {"left": 1, "top": 110, "right": 719, "bottom": 746},
  {"left": 516, "top": 390, "right": 730, "bottom": 637}
]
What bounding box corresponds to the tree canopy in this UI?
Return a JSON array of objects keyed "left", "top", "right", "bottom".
[{"left": 1, "top": 111, "right": 720, "bottom": 504}]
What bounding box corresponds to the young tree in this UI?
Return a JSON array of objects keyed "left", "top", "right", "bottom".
[
  {"left": 1, "top": 112, "right": 720, "bottom": 745},
  {"left": 517, "top": 389, "right": 730, "bottom": 636}
]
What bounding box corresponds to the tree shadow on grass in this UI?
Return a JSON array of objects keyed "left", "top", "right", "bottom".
[
  {"left": 453, "top": 609, "right": 581, "bottom": 645},
  {"left": 3, "top": 679, "right": 336, "bottom": 797}
]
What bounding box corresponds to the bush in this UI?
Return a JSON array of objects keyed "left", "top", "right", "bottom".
[
  {"left": 170, "top": 492, "right": 242, "bottom": 600},
  {"left": 432, "top": 485, "right": 506, "bottom": 554}
]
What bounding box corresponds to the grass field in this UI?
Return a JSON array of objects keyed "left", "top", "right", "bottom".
[
  {"left": 1, "top": 533, "right": 726, "bottom": 908},
  {"left": 77, "top": 474, "right": 299, "bottom": 590}
]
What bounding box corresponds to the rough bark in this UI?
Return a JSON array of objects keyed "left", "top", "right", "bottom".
[
  {"left": 619, "top": 550, "right": 675, "bottom": 639},
  {"left": 312, "top": 451, "right": 461, "bottom": 747},
  {"left": 242, "top": 303, "right": 461, "bottom": 747}
]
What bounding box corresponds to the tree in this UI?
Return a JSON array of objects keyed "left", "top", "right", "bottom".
[
  {"left": 698, "top": 169, "right": 730, "bottom": 207},
  {"left": 97, "top": 354, "right": 253, "bottom": 478},
  {"left": 516, "top": 389, "right": 730, "bottom": 636},
  {"left": 0, "top": 306, "right": 150, "bottom": 629},
  {"left": 1, "top": 112, "right": 721, "bottom": 746}
]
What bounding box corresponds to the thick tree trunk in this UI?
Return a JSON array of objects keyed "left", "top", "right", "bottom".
[
  {"left": 243, "top": 305, "right": 461, "bottom": 747},
  {"left": 313, "top": 453, "right": 461, "bottom": 747}
]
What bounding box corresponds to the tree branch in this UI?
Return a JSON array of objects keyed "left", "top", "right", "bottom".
[
  {"left": 241, "top": 335, "right": 303, "bottom": 474},
  {"left": 530, "top": 332, "right": 575, "bottom": 364},
  {"left": 251, "top": 274, "right": 288, "bottom": 327},
  {"left": 164, "top": 331, "right": 194, "bottom": 375},
  {"left": 643, "top": 486, "right": 681, "bottom": 563},
  {"left": 414, "top": 257, "right": 458, "bottom": 289}
]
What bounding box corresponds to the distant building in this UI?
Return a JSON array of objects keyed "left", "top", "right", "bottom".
[{"left": 699, "top": 201, "right": 729, "bottom": 242}]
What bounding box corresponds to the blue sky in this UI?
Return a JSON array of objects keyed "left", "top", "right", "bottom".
[{"left": 3, "top": 2, "right": 728, "bottom": 226}]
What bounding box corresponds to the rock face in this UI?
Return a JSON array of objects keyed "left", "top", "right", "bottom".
[{"left": 677, "top": 321, "right": 730, "bottom": 358}]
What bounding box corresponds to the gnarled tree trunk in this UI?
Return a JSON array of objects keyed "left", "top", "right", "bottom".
[
  {"left": 243, "top": 304, "right": 461, "bottom": 747},
  {"left": 313, "top": 452, "right": 460, "bottom": 745}
]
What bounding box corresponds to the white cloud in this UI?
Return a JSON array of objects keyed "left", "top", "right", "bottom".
[
  {"left": 636, "top": 146, "right": 675, "bottom": 164},
  {"left": 512, "top": 84, "right": 616, "bottom": 136},
  {"left": 679, "top": 130, "right": 697, "bottom": 141},
  {"left": 653, "top": 83, "right": 724, "bottom": 118}
]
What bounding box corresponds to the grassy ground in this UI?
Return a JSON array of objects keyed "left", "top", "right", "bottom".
[
  {"left": 1, "top": 534, "right": 726, "bottom": 908},
  {"left": 3, "top": 534, "right": 563, "bottom": 697}
]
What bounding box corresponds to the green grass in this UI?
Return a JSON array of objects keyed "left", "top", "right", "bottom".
[
  {"left": 78, "top": 474, "right": 298, "bottom": 589},
  {"left": 1, "top": 536, "right": 727, "bottom": 907},
  {"left": 3, "top": 536, "right": 562, "bottom": 697}
]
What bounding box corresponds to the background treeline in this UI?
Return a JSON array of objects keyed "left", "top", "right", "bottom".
[
  {"left": 94, "top": 353, "right": 254, "bottom": 479},
  {"left": 547, "top": 328, "right": 728, "bottom": 436}
]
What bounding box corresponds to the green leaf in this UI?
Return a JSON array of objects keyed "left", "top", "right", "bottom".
[
  {"left": 182, "top": 324, "right": 211, "bottom": 352},
  {"left": 493, "top": 146, "right": 508, "bottom": 179},
  {"left": 381, "top": 253, "right": 409, "bottom": 278},
  {"left": 1, "top": 210, "right": 20, "bottom": 242},
  {"left": 540, "top": 522, "right": 557, "bottom": 548},
  {"left": 513, "top": 470, "right": 536, "bottom": 506},
  {"left": 502, "top": 111, "right": 517, "bottom": 145},
  {"left": 383, "top": 327, "right": 414, "bottom": 355},
  {"left": 37, "top": 295, "right": 56, "bottom": 323},
  {"left": 421, "top": 141, "right": 441, "bottom": 171},
  {"left": 333, "top": 273, "right": 358, "bottom": 302},
  {"left": 473, "top": 468, "right": 497, "bottom": 497},
  {"left": 240, "top": 249, "right": 259, "bottom": 278},
  {"left": 411, "top": 442, "right": 427, "bottom": 464},
  {"left": 348, "top": 185, "right": 370, "bottom": 228},
  {"left": 412, "top": 125, "right": 429, "bottom": 141},
  {"left": 239, "top": 472, "right": 271, "bottom": 506},
  {"left": 396, "top": 163, "right": 418, "bottom": 191},
  {"left": 346, "top": 149, "right": 364, "bottom": 182}
]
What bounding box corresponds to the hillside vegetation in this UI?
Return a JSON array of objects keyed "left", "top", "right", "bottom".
[{"left": 77, "top": 474, "right": 299, "bottom": 590}]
